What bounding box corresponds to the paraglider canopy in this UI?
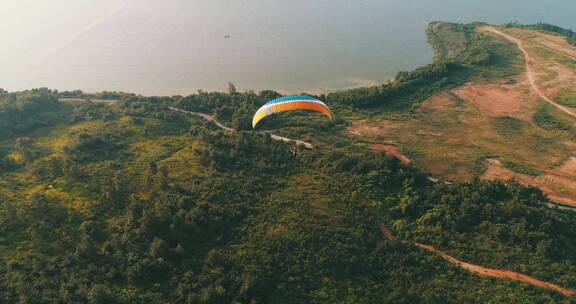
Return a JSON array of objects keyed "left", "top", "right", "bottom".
[{"left": 252, "top": 95, "right": 334, "bottom": 128}]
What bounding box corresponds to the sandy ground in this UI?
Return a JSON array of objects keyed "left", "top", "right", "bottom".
[
  {"left": 454, "top": 84, "right": 525, "bottom": 116},
  {"left": 378, "top": 223, "right": 575, "bottom": 298}
]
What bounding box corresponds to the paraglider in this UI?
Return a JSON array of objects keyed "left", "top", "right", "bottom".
[{"left": 252, "top": 95, "right": 334, "bottom": 129}]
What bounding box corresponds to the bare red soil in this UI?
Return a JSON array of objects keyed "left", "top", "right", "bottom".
[
  {"left": 454, "top": 84, "right": 525, "bottom": 116},
  {"left": 370, "top": 144, "right": 412, "bottom": 164}
]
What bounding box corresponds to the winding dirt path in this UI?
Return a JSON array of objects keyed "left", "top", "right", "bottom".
[
  {"left": 481, "top": 27, "right": 576, "bottom": 119},
  {"left": 168, "top": 106, "right": 314, "bottom": 149},
  {"left": 378, "top": 223, "right": 575, "bottom": 298},
  {"left": 169, "top": 106, "right": 233, "bottom": 132}
]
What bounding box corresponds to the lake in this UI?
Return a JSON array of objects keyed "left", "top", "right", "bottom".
[{"left": 1, "top": 0, "right": 575, "bottom": 95}]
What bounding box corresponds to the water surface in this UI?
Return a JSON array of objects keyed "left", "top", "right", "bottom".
[{"left": 1, "top": 0, "right": 575, "bottom": 95}]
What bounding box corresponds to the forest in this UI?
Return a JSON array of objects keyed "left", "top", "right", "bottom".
[{"left": 1, "top": 22, "right": 576, "bottom": 303}]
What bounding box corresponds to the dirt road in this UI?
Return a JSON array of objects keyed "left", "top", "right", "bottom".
[
  {"left": 168, "top": 107, "right": 314, "bottom": 149},
  {"left": 378, "top": 223, "right": 575, "bottom": 298},
  {"left": 169, "top": 106, "right": 233, "bottom": 132},
  {"left": 482, "top": 27, "right": 576, "bottom": 119}
]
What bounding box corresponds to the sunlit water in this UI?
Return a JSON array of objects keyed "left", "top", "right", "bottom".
[{"left": 1, "top": 0, "right": 575, "bottom": 95}]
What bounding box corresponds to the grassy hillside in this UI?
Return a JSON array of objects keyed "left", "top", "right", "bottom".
[
  {"left": 344, "top": 21, "right": 576, "bottom": 206},
  {"left": 556, "top": 91, "right": 576, "bottom": 108}
]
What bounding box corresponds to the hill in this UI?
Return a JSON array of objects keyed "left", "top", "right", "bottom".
[
  {"left": 344, "top": 22, "right": 576, "bottom": 206},
  {"left": 1, "top": 22, "right": 576, "bottom": 303}
]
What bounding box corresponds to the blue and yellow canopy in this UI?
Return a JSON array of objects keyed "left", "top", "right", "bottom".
[{"left": 252, "top": 95, "right": 334, "bottom": 128}]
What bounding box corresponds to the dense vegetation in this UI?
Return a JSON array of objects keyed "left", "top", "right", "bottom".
[
  {"left": 174, "top": 85, "right": 349, "bottom": 148},
  {"left": 1, "top": 22, "right": 576, "bottom": 303},
  {"left": 1, "top": 86, "right": 575, "bottom": 303},
  {"left": 58, "top": 90, "right": 136, "bottom": 101},
  {"left": 384, "top": 179, "right": 576, "bottom": 286},
  {"left": 0, "top": 88, "right": 63, "bottom": 139}
]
